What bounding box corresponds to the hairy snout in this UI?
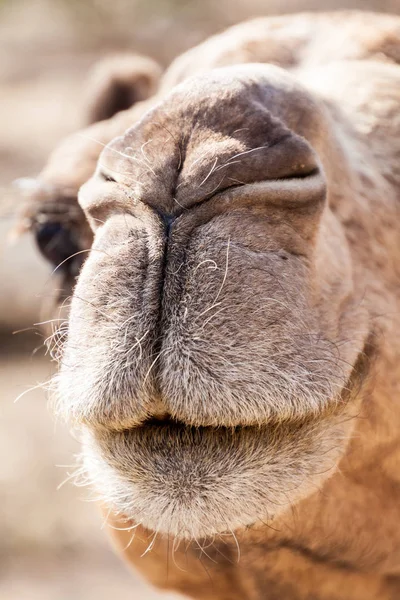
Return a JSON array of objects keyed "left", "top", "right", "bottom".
[
  {"left": 52, "top": 64, "right": 373, "bottom": 540},
  {"left": 56, "top": 65, "right": 365, "bottom": 433}
]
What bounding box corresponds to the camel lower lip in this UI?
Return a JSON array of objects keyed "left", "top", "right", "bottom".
[{"left": 81, "top": 414, "right": 347, "bottom": 539}]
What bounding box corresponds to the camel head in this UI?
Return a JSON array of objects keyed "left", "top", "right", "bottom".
[{"left": 54, "top": 64, "right": 370, "bottom": 539}]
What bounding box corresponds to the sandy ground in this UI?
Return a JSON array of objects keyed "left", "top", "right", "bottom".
[{"left": 1, "top": 0, "right": 399, "bottom": 598}]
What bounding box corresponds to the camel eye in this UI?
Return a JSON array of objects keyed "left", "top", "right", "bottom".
[
  {"left": 100, "top": 172, "right": 116, "bottom": 183},
  {"left": 34, "top": 221, "right": 80, "bottom": 272}
]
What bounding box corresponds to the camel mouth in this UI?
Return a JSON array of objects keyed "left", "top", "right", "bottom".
[
  {"left": 77, "top": 344, "right": 374, "bottom": 540},
  {"left": 141, "top": 413, "right": 185, "bottom": 428},
  {"left": 82, "top": 411, "right": 351, "bottom": 540},
  {"left": 134, "top": 412, "right": 249, "bottom": 431},
  {"left": 113, "top": 414, "right": 253, "bottom": 445}
]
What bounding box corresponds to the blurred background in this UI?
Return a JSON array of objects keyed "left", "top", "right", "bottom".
[{"left": 0, "top": 0, "right": 399, "bottom": 598}]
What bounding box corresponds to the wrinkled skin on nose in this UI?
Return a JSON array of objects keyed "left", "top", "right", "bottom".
[{"left": 56, "top": 65, "right": 367, "bottom": 433}]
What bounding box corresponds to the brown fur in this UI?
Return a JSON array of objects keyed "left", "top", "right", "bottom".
[{"left": 23, "top": 11, "right": 400, "bottom": 600}]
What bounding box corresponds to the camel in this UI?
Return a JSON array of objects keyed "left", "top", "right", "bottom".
[{"left": 20, "top": 11, "right": 400, "bottom": 600}]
